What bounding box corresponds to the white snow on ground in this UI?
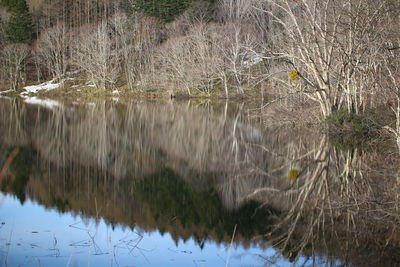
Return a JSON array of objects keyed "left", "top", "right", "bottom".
[
  {"left": 23, "top": 82, "right": 59, "bottom": 93},
  {"left": 66, "top": 70, "right": 80, "bottom": 75},
  {"left": 22, "top": 79, "right": 60, "bottom": 94},
  {"left": 22, "top": 78, "right": 74, "bottom": 94},
  {"left": 23, "top": 96, "right": 62, "bottom": 109},
  {"left": 243, "top": 54, "right": 263, "bottom": 68}
]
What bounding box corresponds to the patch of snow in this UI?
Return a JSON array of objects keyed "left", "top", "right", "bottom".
[
  {"left": 66, "top": 70, "right": 80, "bottom": 75},
  {"left": 22, "top": 77, "right": 74, "bottom": 95},
  {"left": 252, "top": 56, "right": 262, "bottom": 64},
  {"left": 87, "top": 84, "right": 96, "bottom": 88},
  {"left": 112, "top": 90, "right": 119, "bottom": 94},
  {"left": 243, "top": 54, "right": 263, "bottom": 68},
  {"left": 23, "top": 96, "right": 62, "bottom": 109},
  {"left": 22, "top": 79, "right": 60, "bottom": 94},
  {"left": 112, "top": 97, "right": 119, "bottom": 102}
]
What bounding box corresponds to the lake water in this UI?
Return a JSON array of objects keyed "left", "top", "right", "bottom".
[{"left": 0, "top": 97, "right": 399, "bottom": 266}]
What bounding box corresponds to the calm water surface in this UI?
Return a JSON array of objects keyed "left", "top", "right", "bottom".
[{"left": 0, "top": 97, "right": 398, "bottom": 266}]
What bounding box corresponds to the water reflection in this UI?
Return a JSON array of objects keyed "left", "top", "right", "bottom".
[{"left": 0, "top": 98, "right": 399, "bottom": 266}]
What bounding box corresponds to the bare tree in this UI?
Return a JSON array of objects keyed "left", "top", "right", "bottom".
[
  {"left": 382, "top": 47, "right": 400, "bottom": 153},
  {"left": 218, "top": 0, "right": 254, "bottom": 22},
  {"left": 111, "top": 13, "right": 161, "bottom": 90},
  {"left": 71, "top": 21, "right": 119, "bottom": 90},
  {"left": 156, "top": 21, "right": 225, "bottom": 96},
  {"left": 0, "top": 16, "right": 6, "bottom": 48},
  {"left": 211, "top": 22, "right": 263, "bottom": 95},
  {"left": 1, "top": 44, "right": 30, "bottom": 91},
  {"left": 0, "top": 17, "right": 6, "bottom": 89},
  {"left": 156, "top": 18, "right": 263, "bottom": 97},
  {"left": 35, "top": 22, "right": 70, "bottom": 84},
  {"left": 258, "top": 0, "right": 395, "bottom": 117}
]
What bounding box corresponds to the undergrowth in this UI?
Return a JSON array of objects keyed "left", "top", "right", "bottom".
[{"left": 326, "top": 108, "right": 379, "bottom": 150}]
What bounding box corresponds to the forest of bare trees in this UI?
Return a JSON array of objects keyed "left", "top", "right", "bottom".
[
  {"left": 1, "top": 2, "right": 399, "bottom": 266},
  {"left": 0, "top": 0, "right": 399, "bottom": 146}
]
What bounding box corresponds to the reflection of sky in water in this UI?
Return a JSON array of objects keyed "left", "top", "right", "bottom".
[{"left": 0, "top": 193, "right": 296, "bottom": 267}]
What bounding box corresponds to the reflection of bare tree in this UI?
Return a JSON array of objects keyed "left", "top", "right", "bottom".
[
  {"left": 0, "top": 99, "right": 28, "bottom": 147},
  {"left": 31, "top": 102, "right": 147, "bottom": 178},
  {"left": 22, "top": 100, "right": 272, "bottom": 186},
  {"left": 246, "top": 131, "right": 400, "bottom": 266}
]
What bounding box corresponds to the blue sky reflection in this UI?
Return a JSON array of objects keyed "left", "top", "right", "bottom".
[{"left": 0, "top": 193, "right": 291, "bottom": 267}]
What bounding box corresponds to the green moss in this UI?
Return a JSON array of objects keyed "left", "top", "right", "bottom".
[{"left": 326, "top": 108, "right": 379, "bottom": 150}]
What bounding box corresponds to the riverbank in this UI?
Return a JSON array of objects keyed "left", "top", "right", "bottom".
[
  {"left": 1, "top": 79, "right": 398, "bottom": 155},
  {"left": 0, "top": 79, "right": 259, "bottom": 102}
]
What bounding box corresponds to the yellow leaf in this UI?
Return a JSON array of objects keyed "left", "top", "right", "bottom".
[
  {"left": 288, "top": 169, "right": 299, "bottom": 180},
  {"left": 289, "top": 70, "right": 300, "bottom": 81}
]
